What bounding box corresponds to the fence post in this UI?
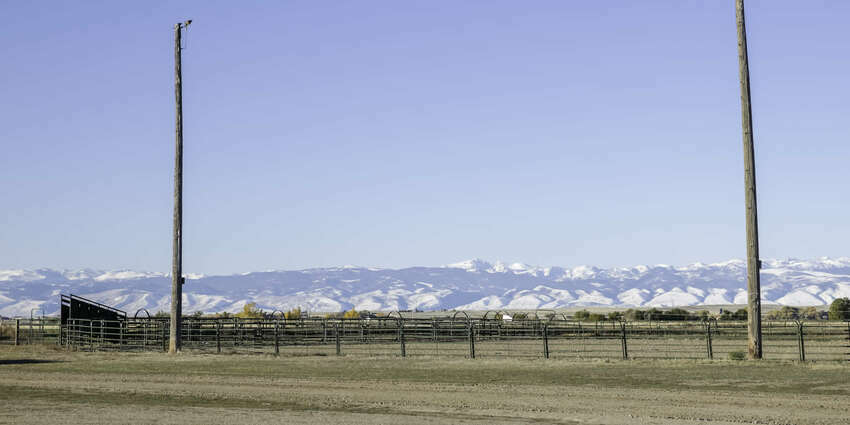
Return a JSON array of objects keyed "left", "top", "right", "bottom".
[
  {"left": 705, "top": 321, "right": 713, "bottom": 360},
  {"left": 432, "top": 318, "right": 437, "bottom": 342},
  {"left": 335, "top": 323, "right": 342, "bottom": 356},
  {"left": 162, "top": 322, "right": 167, "bottom": 352},
  {"left": 468, "top": 322, "right": 476, "bottom": 359},
  {"left": 399, "top": 320, "right": 406, "bottom": 358},
  {"left": 274, "top": 319, "right": 280, "bottom": 356},
  {"left": 543, "top": 323, "right": 550, "bottom": 359},
  {"left": 840, "top": 319, "right": 850, "bottom": 361},
  {"left": 216, "top": 320, "right": 222, "bottom": 354},
  {"left": 14, "top": 319, "right": 20, "bottom": 346},
  {"left": 119, "top": 321, "right": 124, "bottom": 350},
  {"left": 620, "top": 322, "right": 628, "bottom": 360},
  {"left": 797, "top": 322, "right": 805, "bottom": 362}
]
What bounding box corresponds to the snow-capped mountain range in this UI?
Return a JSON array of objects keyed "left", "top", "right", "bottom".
[{"left": 2, "top": 258, "right": 850, "bottom": 317}]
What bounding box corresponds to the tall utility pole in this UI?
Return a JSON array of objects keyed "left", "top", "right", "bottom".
[
  {"left": 170, "top": 20, "right": 191, "bottom": 354},
  {"left": 735, "top": 0, "right": 762, "bottom": 360}
]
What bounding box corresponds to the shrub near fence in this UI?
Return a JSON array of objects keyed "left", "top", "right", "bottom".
[
  {"left": 0, "top": 317, "right": 92, "bottom": 347},
  {"left": 0, "top": 321, "right": 15, "bottom": 341},
  {"left": 55, "top": 317, "right": 850, "bottom": 362},
  {"left": 0, "top": 317, "right": 60, "bottom": 346}
]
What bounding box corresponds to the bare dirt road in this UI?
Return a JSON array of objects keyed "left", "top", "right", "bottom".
[{"left": 1, "top": 346, "right": 847, "bottom": 424}]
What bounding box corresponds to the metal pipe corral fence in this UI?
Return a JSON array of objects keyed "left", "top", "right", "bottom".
[{"left": 28, "top": 316, "right": 846, "bottom": 362}]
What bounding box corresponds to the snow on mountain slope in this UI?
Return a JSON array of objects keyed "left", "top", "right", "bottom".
[
  {"left": 93, "top": 271, "right": 165, "bottom": 282},
  {"left": 1, "top": 258, "right": 850, "bottom": 317},
  {"left": 0, "top": 270, "right": 45, "bottom": 282}
]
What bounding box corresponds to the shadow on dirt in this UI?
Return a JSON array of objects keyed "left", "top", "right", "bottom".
[{"left": 0, "top": 359, "right": 65, "bottom": 365}]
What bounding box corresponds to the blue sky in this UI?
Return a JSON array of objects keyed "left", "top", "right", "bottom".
[{"left": 1, "top": 1, "right": 848, "bottom": 275}]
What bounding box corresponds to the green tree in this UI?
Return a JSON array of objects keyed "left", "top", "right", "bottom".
[
  {"left": 766, "top": 306, "right": 798, "bottom": 321},
  {"left": 586, "top": 313, "right": 606, "bottom": 322},
  {"left": 732, "top": 308, "right": 748, "bottom": 321},
  {"left": 719, "top": 308, "right": 747, "bottom": 321},
  {"left": 623, "top": 309, "right": 644, "bottom": 321},
  {"left": 574, "top": 310, "right": 590, "bottom": 320},
  {"left": 799, "top": 306, "right": 820, "bottom": 320},
  {"left": 644, "top": 308, "right": 663, "bottom": 321},
  {"left": 666, "top": 308, "right": 692, "bottom": 321},
  {"left": 828, "top": 298, "right": 850, "bottom": 321}
]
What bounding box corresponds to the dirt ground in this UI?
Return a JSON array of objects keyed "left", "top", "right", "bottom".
[{"left": 0, "top": 345, "right": 847, "bottom": 425}]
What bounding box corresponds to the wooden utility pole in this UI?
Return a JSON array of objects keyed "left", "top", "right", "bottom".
[
  {"left": 735, "top": 0, "right": 762, "bottom": 360},
  {"left": 170, "top": 20, "right": 191, "bottom": 354}
]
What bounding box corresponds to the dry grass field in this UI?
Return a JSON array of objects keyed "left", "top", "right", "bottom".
[{"left": 1, "top": 345, "right": 848, "bottom": 425}]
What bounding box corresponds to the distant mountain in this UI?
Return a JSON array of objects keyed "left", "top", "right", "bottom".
[{"left": 2, "top": 258, "right": 850, "bottom": 317}]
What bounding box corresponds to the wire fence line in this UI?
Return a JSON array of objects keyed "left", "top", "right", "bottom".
[{"left": 4, "top": 316, "right": 846, "bottom": 362}]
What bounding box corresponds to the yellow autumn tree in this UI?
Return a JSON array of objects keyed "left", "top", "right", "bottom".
[
  {"left": 284, "top": 307, "right": 302, "bottom": 320},
  {"left": 235, "top": 302, "right": 264, "bottom": 318}
]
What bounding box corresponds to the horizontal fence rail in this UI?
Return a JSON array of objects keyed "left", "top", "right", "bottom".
[{"left": 34, "top": 317, "right": 848, "bottom": 362}]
